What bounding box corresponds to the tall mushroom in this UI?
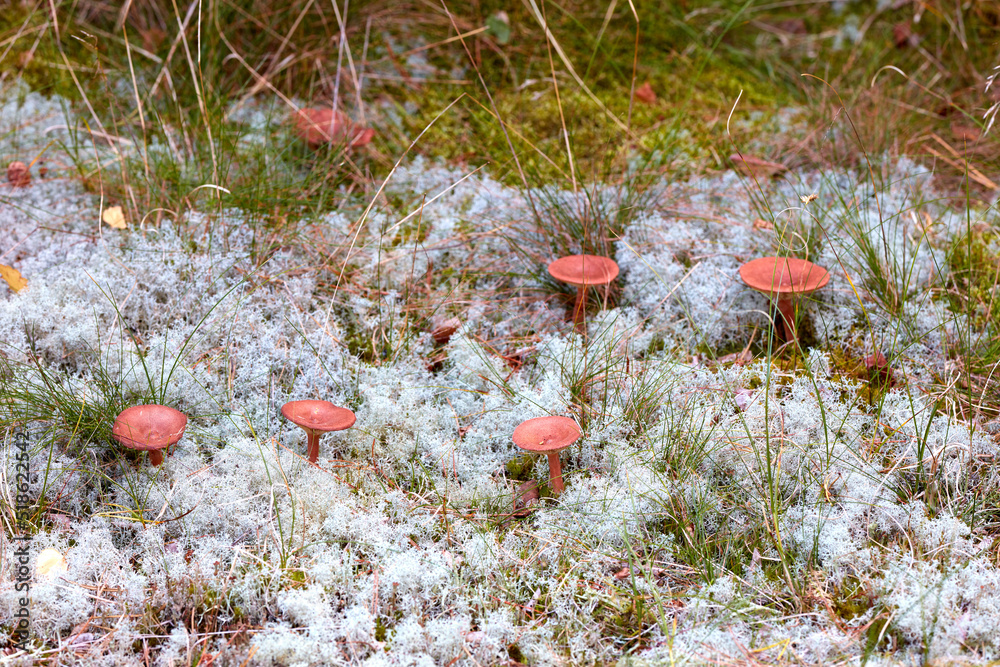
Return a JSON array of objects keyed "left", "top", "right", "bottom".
[
  {"left": 281, "top": 400, "right": 356, "bottom": 463},
  {"left": 739, "top": 256, "right": 829, "bottom": 343},
  {"left": 547, "top": 254, "right": 619, "bottom": 332},
  {"left": 112, "top": 405, "right": 188, "bottom": 466},
  {"left": 512, "top": 416, "right": 581, "bottom": 495}
]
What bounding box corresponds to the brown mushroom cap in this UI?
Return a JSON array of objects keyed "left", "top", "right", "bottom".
[
  {"left": 281, "top": 400, "right": 356, "bottom": 434},
  {"left": 547, "top": 255, "right": 619, "bottom": 288},
  {"left": 512, "top": 416, "right": 581, "bottom": 453},
  {"left": 112, "top": 405, "right": 187, "bottom": 453},
  {"left": 739, "top": 257, "right": 829, "bottom": 298}
]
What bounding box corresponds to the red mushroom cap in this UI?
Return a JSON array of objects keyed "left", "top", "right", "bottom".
[
  {"left": 112, "top": 405, "right": 187, "bottom": 453},
  {"left": 547, "top": 255, "right": 619, "bottom": 288},
  {"left": 512, "top": 416, "right": 581, "bottom": 453},
  {"left": 739, "top": 257, "right": 829, "bottom": 298},
  {"left": 281, "top": 400, "right": 356, "bottom": 434}
]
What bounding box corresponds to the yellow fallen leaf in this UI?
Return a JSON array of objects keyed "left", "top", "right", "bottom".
[
  {"left": 102, "top": 205, "right": 126, "bottom": 229},
  {"left": 0, "top": 264, "right": 27, "bottom": 292},
  {"left": 36, "top": 548, "right": 68, "bottom": 580}
]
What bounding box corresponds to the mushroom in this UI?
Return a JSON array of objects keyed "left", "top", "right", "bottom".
[
  {"left": 512, "top": 416, "right": 581, "bottom": 495},
  {"left": 292, "top": 108, "right": 375, "bottom": 149},
  {"left": 7, "top": 161, "right": 30, "bottom": 188},
  {"left": 547, "top": 254, "right": 619, "bottom": 332},
  {"left": 112, "top": 405, "right": 188, "bottom": 466},
  {"left": 281, "top": 400, "right": 356, "bottom": 463},
  {"left": 739, "top": 257, "right": 829, "bottom": 343}
]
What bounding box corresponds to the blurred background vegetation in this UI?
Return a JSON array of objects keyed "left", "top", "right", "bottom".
[{"left": 1, "top": 0, "right": 997, "bottom": 216}]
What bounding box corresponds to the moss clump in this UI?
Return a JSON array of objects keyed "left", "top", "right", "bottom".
[{"left": 505, "top": 453, "right": 536, "bottom": 481}]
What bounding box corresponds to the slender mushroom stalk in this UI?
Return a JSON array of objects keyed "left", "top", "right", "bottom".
[
  {"left": 547, "top": 255, "right": 620, "bottom": 333},
  {"left": 281, "top": 400, "right": 356, "bottom": 463},
  {"left": 739, "top": 257, "right": 830, "bottom": 343},
  {"left": 112, "top": 405, "right": 188, "bottom": 466},
  {"left": 512, "top": 416, "right": 581, "bottom": 495}
]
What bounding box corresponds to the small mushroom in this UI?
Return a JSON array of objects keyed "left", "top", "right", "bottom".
[
  {"left": 281, "top": 400, "right": 356, "bottom": 463},
  {"left": 112, "top": 405, "right": 188, "bottom": 466},
  {"left": 512, "top": 416, "right": 581, "bottom": 495},
  {"left": 739, "top": 257, "right": 829, "bottom": 343},
  {"left": 547, "top": 254, "right": 619, "bottom": 332},
  {"left": 7, "top": 161, "right": 30, "bottom": 188}
]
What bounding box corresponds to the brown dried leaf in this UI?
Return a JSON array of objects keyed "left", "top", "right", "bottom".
[
  {"left": 102, "top": 206, "right": 127, "bottom": 229},
  {"left": 7, "top": 161, "right": 30, "bottom": 187},
  {"left": 634, "top": 81, "right": 657, "bottom": 105},
  {"left": 775, "top": 19, "right": 807, "bottom": 35},
  {"left": 951, "top": 123, "right": 980, "bottom": 143},
  {"left": 753, "top": 218, "right": 774, "bottom": 231},
  {"left": 0, "top": 264, "right": 27, "bottom": 292},
  {"left": 512, "top": 480, "right": 539, "bottom": 516},
  {"left": 431, "top": 317, "right": 461, "bottom": 345},
  {"left": 893, "top": 21, "right": 914, "bottom": 48}
]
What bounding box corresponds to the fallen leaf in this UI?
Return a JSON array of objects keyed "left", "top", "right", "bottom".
[
  {"left": 634, "top": 81, "right": 657, "bottom": 105},
  {"left": 431, "top": 317, "right": 462, "bottom": 345},
  {"left": 775, "top": 18, "right": 807, "bottom": 35},
  {"left": 293, "top": 108, "right": 375, "bottom": 149},
  {"left": 6, "top": 161, "right": 30, "bottom": 187},
  {"left": 753, "top": 218, "right": 774, "bottom": 231},
  {"left": 799, "top": 193, "right": 818, "bottom": 204},
  {"left": 486, "top": 11, "right": 511, "bottom": 45},
  {"left": 512, "top": 480, "right": 539, "bottom": 516},
  {"left": 102, "top": 205, "right": 127, "bottom": 229},
  {"left": 893, "top": 21, "right": 914, "bottom": 48},
  {"left": 730, "top": 154, "right": 787, "bottom": 179},
  {"left": 36, "top": 548, "right": 68, "bottom": 580},
  {"left": 0, "top": 264, "right": 27, "bottom": 292},
  {"left": 952, "top": 123, "right": 980, "bottom": 143}
]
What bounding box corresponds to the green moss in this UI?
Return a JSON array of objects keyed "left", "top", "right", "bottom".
[
  {"left": 505, "top": 453, "right": 536, "bottom": 481},
  {"left": 947, "top": 226, "right": 1000, "bottom": 325}
]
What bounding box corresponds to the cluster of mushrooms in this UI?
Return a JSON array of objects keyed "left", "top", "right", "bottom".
[{"left": 110, "top": 252, "right": 832, "bottom": 507}]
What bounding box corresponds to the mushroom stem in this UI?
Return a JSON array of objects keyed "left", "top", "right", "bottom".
[
  {"left": 148, "top": 449, "right": 164, "bottom": 466},
  {"left": 775, "top": 297, "right": 796, "bottom": 342},
  {"left": 572, "top": 286, "right": 587, "bottom": 331},
  {"left": 306, "top": 431, "right": 321, "bottom": 463},
  {"left": 546, "top": 452, "right": 565, "bottom": 494}
]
